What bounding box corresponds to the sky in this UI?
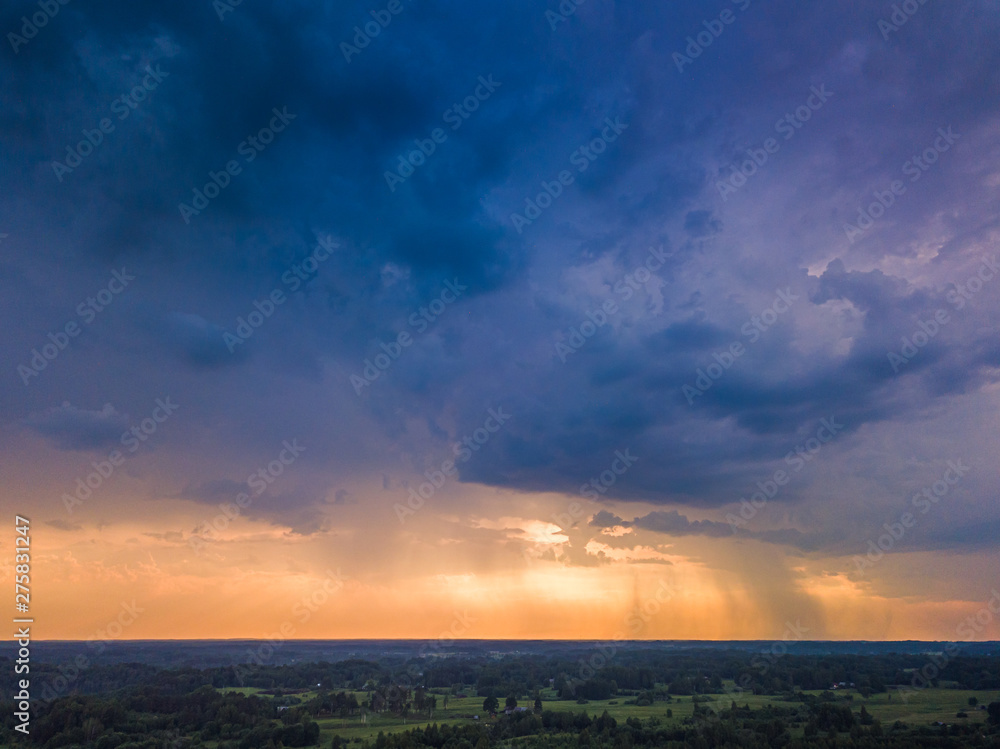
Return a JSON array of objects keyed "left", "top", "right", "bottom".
[{"left": 1, "top": 0, "right": 999, "bottom": 642}]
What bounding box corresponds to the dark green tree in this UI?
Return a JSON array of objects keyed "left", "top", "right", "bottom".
[{"left": 482, "top": 695, "right": 499, "bottom": 715}]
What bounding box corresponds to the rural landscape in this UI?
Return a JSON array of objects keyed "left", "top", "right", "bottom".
[
  {"left": 2, "top": 641, "right": 999, "bottom": 747},
  {"left": 3, "top": 0, "right": 999, "bottom": 747}
]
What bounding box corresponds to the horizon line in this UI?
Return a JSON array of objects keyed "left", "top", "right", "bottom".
[{"left": 26, "top": 637, "right": 1000, "bottom": 644}]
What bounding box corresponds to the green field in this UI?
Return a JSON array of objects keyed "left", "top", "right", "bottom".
[
  {"left": 238, "top": 685, "right": 999, "bottom": 745},
  {"left": 2, "top": 684, "right": 994, "bottom": 749}
]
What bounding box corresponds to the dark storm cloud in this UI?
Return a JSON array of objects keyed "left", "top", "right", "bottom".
[
  {"left": 0, "top": 0, "right": 636, "bottom": 289},
  {"left": 23, "top": 402, "right": 129, "bottom": 451},
  {"left": 630, "top": 510, "right": 734, "bottom": 538},
  {"left": 449, "top": 0, "right": 1000, "bottom": 525},
  {"left": 592, "top": 509, "right": 824, "bottom": 551},
  {"left": 44, "top": 518, "right": 82, "bottom": 532},
  {"left": 1, "top": 0, "right": 998, "bottom": 560},
  {"left": 151, "top": 312, "right": 245, "bottom": 369},
  {"left": 591, "top": 509, "right": 731, "bottom": 538},
  {"left": 683, "top": 210, "right": 723, "bottom": 238},
  {"left": 180, "top": 474, "right": 333, "bottom": 536},
  {"left": 176, "top": 478, "right": 248, "bottom": 505}
]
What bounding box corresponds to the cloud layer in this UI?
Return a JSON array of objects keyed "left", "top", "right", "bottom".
[{"left": 1, "top": 0, "right": 998, "bottom": 638}]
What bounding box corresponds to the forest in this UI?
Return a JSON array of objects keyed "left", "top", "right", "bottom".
[{"left": 1, "top": 647, "right": 999, "bottom": 748}]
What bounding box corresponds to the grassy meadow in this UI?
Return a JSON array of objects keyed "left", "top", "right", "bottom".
[{"left": 211, "top": 684, "right": 1000, "bottom": 745}]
